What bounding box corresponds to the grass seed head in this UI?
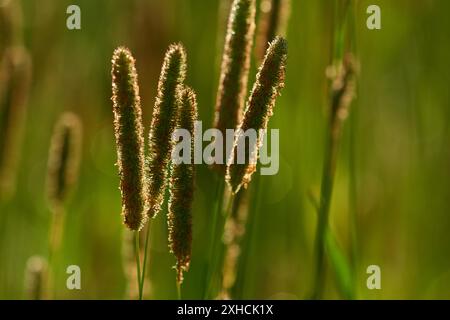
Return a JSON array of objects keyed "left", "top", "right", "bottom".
[
  {"left": 329, "top": 53, "right": 358, "bottom": 124},
  {"left": 214, "top": 0, "right": 256, "bottom": 169},
  {"left": 226, "top": 36, "right": 287, "bottom": 194},
  {"left": 168, "top": 86, "right": 197, "bottom": 285},
  {"left": 46, "top": 112, "right": 82, "bottom": 210},
  {"left": 111, "top": 47, "right": 148, "bottom": 231},
  {"left": 0, "top": 46, "right": 31, "bottom": 199},
  {"left": 24, "top": 255, "right": 47, "bottom": 300},
  {"left": 147, "top": 43, "right": 187, "bottom": 218}
]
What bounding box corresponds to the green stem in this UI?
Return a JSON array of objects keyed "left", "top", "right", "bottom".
[
  {"left": 312, "top": 120, "right": 341, "bottom": 299},
  {"left": 134, "top": 231, "right": 142, "bottom": 300},
  {"left": 234, "top": 174, "right": 261, "bottom": 299},
  {"left": 139, "top": 221, "right": 152, "bottom": 300},
  {"left": 204, "top": 178, "right": 225, "bottom": 299},
  {"left": 177, "top": 281, "right": 181, "bottom": 300}
]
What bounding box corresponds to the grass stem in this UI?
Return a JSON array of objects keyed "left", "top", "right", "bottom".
[
  {"left": 139, "top": 221, "right": 152, "bottom": 300},
  {"left": 134, "top": 231, "right": 142, "bottom": 300}
]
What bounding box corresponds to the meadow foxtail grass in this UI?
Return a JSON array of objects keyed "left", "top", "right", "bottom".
[
  {"left": 312, "top": 53, "right": 358, "bottom": 299},
  {"left": 147, "top": 44, "right": 187, "bottom": 218},
  {"left": 226, "top": 36, "right": 288, "bottom": 194},
  {"left": 0, "top": 46, "right": 31, "bottom": 200},
  {"left": 214, "top": 0, "right": 256, "bottom": 169},
  {"left": 45, "top": 111, "right": 82, "bottom": 298},
  {"left": 168, "top": 86, "right": 198, "bottom": 292},
  {"left": 111, "top": 47, "right": 148, "bottom": 231},
  {"left": 46, "top": 112, "right": 82, "bottom": 211}
]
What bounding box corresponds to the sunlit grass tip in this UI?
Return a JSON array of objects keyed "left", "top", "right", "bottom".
[
  {"left": 111, "top": 47, "right": 148, "bottom": 231},
  {"left": 226, "top": 36, "right": 288, "bottom": 194},
  {"left": 214, "top": 0, "right": 256, "bottom": 168},
  {"left": 147, "top": 43, "right": 187, "bottom": 218},
  {"left": 168, "top": 86, "right": 197, "bottom": 285}
]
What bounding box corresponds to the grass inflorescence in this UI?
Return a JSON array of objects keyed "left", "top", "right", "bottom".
[
  {"left": 112, "top": 47, "right": 148, "bottom": 231},
  {"left": 226, "top": 36, "right": 288, "bottom": 194},
  {"left": 147, "top": 44, "right": 187, "bottom": 218},
  {"left": 168, "top": 86, "right": 198, "bottom": 286},
  {"left": 214, "top": 0, "right": 256, "bottom": 168}
]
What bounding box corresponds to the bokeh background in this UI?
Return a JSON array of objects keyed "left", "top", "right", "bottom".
[{"left": 1, "top": 0, "right": 450, "bottom": 299}]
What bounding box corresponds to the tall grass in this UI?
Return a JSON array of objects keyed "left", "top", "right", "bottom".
[{"left": 311, "top": 0, "right": 358, "bottom": 299}]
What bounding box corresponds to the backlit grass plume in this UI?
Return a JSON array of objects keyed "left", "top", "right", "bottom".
[
  {"left": 168, "top": 87, "right": 197, "bottom": 285},
  {"left": 46, "top": 112, "right": 82, "bottom": 210},
  {"left": 256, "top": 0, "right": 290, "bottom": 61},
  {"left": 226, "top": 36, "right": 287, "bottom": 194},
  {"left": 111, "top": 47, "right": 147, "bottom": 231},
  {"left": 24, "top": 256, "right": 47, "bottom": 300},
  {"left": 214, "top": 0, "right": 256, "bottom": 166},
  {"left": 0, "top": 46, "right": 31, "bottom": 199},
  {"left": 147, "top": 44, "right": 187, "bottom": 218}
]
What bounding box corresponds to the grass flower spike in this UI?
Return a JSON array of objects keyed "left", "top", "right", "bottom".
[
  {"left": 24, "top": 256, "right": 48, "bottom": 300},
  {"left": 226, "top": 36, "right": 287, "bottom": 194},
  {"left": 111, "top": 47, "right": 147, "bottom": 231},
  {"left": 147, "top": 44, "right": 187, "bottom": 218},
  {"left": 168, "top": 87, "right": 197, "bottom": 285},
  {"left": 214, "top": 0, "right": 256, "bottom": 166},
  {"left": 0, "top": 46, "right": 31, "bottom": 199},
  {"left": 46, "top": 112, "right": 82, "bottom": 209}
]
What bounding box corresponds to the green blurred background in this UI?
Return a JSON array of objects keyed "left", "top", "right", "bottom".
[{"left": 1, "top": 0, "right": 450, "bottom": 299}]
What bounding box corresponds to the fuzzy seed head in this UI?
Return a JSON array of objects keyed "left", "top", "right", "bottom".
[
  {"left": 226, "top": 36, "right": 288, "bottom": 194},
  {"left": 46, "top": 112, "right": 82, "bottom": 210},
  {"left": 147, "top": 44, "right": 187, "bottom": 218},
  {"left": 214, "top": 0, "right": 256, "bottom": 169},
  {"left": 329, "top": 53, "right": 358, "bottom": 123},
  {"left": 24, "top": 255, "right": 47, "bottom": 300},
  {"left": 168, "top": 87, "right": 197, "bottom": 285},
  {"left": 0, "top": 46, "right": 31, "bottom": 199},
  {"left": 112, "top": 47, "right": 148, "bottom": 231}
]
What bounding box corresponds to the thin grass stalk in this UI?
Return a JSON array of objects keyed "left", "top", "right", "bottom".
[
  {"left": 203, "top": 177, "right": 225, "bottom": 299},
  {"left": 45, "top": 112, "right": 82, "bottom": 298},
  {"left": 255, "top": 0, "right": 291, "bottom": 62},
  {"left": 138, "top": 220, "right": 152, "bottom": 299},
  {"left": 206, "top": 191, "right": 234, "bottom": 299},
  {"left": 122, "top": 226, "right": 152, "bottom": 299},
  {"left": 134, "top": 231, "right": 142, "bottom": 299},
  {"left": 312, "top": 53, "right": 358, "bottom": 299},
  {"left": 217, "top": 189, "right": 248, "bottom": 299},
  {"left": 233, "top": 173, "right": 262, "bottom": 299},
  {"left": 347, "top": 0, "right": 359, "bottom": 296},
  {"left": 147, "top": 44, "right": 187, "bottom": 218}
]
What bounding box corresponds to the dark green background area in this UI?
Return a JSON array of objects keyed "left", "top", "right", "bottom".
[{"left": 1, "top": 0, "right": 450, "bottom": 299}]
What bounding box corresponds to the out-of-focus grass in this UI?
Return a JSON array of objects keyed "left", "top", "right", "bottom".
[{"left": 1, "top": 0, "right": 450, "bottom": 299}]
